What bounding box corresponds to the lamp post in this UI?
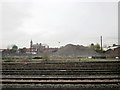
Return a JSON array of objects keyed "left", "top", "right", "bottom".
[{"left": 100, "top": 36, "right": 103, "bottom": 52}]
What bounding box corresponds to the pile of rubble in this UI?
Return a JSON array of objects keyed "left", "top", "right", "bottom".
[{"left": 52, "top": 44, "right": 98, "bottom": 57}]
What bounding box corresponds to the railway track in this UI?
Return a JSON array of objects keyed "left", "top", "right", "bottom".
[
  {"left": 2, "top": 76, "right": 120, "bottom": 80},
  {"left": 2, "top": 67, "right": 120, "bottom": 75},
  {"left": 2, "top": 61, "right": 119, "bottom": 71},
  {"left": 2, "top": 76, "right": 120, "bottom": 84},
  {"left": 2, "top": 60, "right": 120, "bottom": 89}
]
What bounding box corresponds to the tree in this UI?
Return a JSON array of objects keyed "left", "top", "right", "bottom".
[
  {"left": 11, "top": 45, "right": 18, "bottom": 53},
  {"left": 19, "top": 47, "right": 27, "bottom": 54},
  {"left": 90, "top": 43, "right": 94, "bottom": 49},
  {"left": 95, "top": 43, "right": 101, "bottom": 52},
  {"left": 43, "top": 54, "right": 50, "bottom": 61},
  {"left": 90, "top": 43, "right": 101, "bottom": 53}
]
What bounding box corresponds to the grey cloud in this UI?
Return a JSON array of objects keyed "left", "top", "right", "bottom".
[
  {"left": 2, "top": 3, "right": 32, "bottom": 32},
  {"left": 1, "top": 1, "right": 118, "bottom": 48}
]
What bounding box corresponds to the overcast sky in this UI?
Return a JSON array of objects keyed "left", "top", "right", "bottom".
[{"left": 0, "top": 0, "right": 118, "bottom": 49}]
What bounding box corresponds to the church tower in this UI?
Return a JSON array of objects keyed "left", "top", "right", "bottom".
[{"left": 30, "top": 40, "right": 33, "bottom": 52}]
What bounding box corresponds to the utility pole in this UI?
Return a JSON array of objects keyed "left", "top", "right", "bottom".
[{"left": 100, "top": 36, "right": 102, "bottom": 52}]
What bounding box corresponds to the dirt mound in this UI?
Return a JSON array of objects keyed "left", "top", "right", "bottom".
[{"left": 52, "top": 44, "right": 98, "bottom": 57}]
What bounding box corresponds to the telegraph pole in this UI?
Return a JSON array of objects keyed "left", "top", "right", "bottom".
[{"left": 100, "top": 36, "right": 102, "bottom": 52}]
